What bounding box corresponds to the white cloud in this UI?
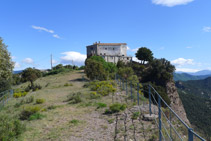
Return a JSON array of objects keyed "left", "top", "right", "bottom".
[
  {"left": 32, "top": 25, "right": 54, "bottom": 33},
  {"left": 14, "top": 62, "right": 21, "bottom": 68},
  {"left": 11, "top": 56, "right": 16, "bottom": 60},
  {"left": 132, "top": 57, "right": 141, "bottom": 63},
  {"left": 53, "top": 34, "right": 61, "bottom": 39},
  {"left": 22, "top": 58, "right": 34, "bottom": 64},
  {"left": 203, "top": 26, "right": 211, "bottom": 32},
  {"left": 131, "top": 48, "right": 139, "bottom": 52},
  {"left": 52, "top": 59, "right": 58, "bottom": 64},
  {"left": 175, "top": 68, "right": 199, "bottom": 73},
  {"left": 171, "top": 58, "right": 194, "bottom": 66},
  {"left": 127, "top": 46, "right": 130, "bottom": 50},
  {"left": 60, "top": 51, "right": 87, "bottom": 66},
  {"left": 152, "top": 0, "right": 194, "bottom": 7}
]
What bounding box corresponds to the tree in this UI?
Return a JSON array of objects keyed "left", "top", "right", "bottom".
[
  {"left": 135, "top": 47, "right": 153, "bottom": 64},
  {"left": 0, "top": 37, "right": 14, "bottom": 92},
  {"left": 85, "top": 59, "right": 107, "bottom": 80},
  {"left": 118, "top": 67, "right": 134, "bottom": 80},
  {"left": 21, "top": 68, "right": 41, "bottom": 88}
]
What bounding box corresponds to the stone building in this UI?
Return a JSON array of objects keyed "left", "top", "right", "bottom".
[{"left": 86, "top": 42, "right": 132, "bottom": 64}]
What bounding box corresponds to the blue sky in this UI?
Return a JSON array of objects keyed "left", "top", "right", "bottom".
[{"left": 0, "top": 0, "right": 211, "bottom": 72}]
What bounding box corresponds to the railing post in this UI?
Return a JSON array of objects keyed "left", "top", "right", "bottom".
[
  {"left": 149, "top": 85, "right": 152, "bottom": 115},
  {"left": 188, "top": 128, "right": 193, "bottom": 141},
  {"left": 158, "top": 95, "right": 162, "bottom": 141},
  {"left": 137, "top": 83, "right": 139, "bottom": 105},
  {"left": 122, "top": 79, "right": 124, "bottom": 90},
  {"left": 170, "top": 111, "right": 172, "bottom": 139},
  {"left": 126, "top": 80, "right": 127, "bottom": 95}
]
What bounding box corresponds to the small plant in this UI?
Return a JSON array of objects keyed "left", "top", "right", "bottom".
[
  {"left": 70, "top": 119, "right": 79, "bottom": 126},
  {"left": 89, "top": 92, "right": 101, "bottom": 99},
  {"left": 19, "top": 106, "right": 41, "bottom": 120},
  {"left": 47, "top": 105, "right": 57, "bottom": 110},
  {"left": 0, "top": 115, "right": 25, "bottom": 140},
  {"left": 28, "top": 113, "right": 45, "bottom": 120},
  {"left": 13, "top": 91, "right": 28, "bottom": 98},
  {"left": 107, "top": 118, "right": 114, "bottom": 124},
  {"left": 105, "top": 103, "right": 127, "bottom": 114},
  {"left": 66, "top": 92, "right": 82, "bottom": 104},
  {"left": 36, "top": 99, "right": 45, "bottom": 104},
  {"left": 25, "top": 96, "right": 34, "bottom": 104},
  {"left": 96, "top": 102, "right": 107, "bottom": 109},
  {"left": 131, "top": 112, "right": 140, "bottom": 120},
  {"left": 64, "top": 83, "right": 73, "bottom": 87},
  {"left": 14, "top": 96, "right": 34, "bottom": 108}
]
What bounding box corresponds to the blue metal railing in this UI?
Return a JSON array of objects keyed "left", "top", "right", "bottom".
[
  {"left": 0, "top": 89, "right": 14, "bottom": 110},
  {"left": 115, "top": 74, "right": 206, "bottom": 141}
]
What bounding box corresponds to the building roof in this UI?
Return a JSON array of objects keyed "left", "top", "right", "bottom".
[{"left": 94, "top": 43, "right": 127, "bottom": 46}]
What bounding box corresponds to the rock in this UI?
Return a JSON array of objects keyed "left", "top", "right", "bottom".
[
  {"left": 143, "top": 114, "right": 158, "bottom": 121},
  {"left": 166, "top": 81, "right": 190, "bottom": 125}
]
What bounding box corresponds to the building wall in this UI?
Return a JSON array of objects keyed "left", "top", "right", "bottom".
[
  {"left": 97, "top": 45, "right": 127, "bottom": 56},
  {"left": 86, "top": 44, "right": 97, "bottom": 57},
  {"left": 103, "top": 56, "right": 132, "bottom": 64}
]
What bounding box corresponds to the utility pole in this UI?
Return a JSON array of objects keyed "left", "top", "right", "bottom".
[{"left": 51, "top": 54, "right": 53, "bottom": 70}]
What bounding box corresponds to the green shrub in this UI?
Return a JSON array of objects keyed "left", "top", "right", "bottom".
[
  {"left": 66, "top": 92, "right": 82, "bottom": 104},
  {"left": 14, "top": 96, "right": 34, "bottom": 108},
  {"left": 0, "top": 115, "right": 25, "bottom": 141},
  {"left": 96, "top": 103, "right": 107, "bottom": 109},
  {"left": 89, "top": 81, "right": 116, "bottom": 96},
  {"left": 36, "top": 99, "right": 45, "bottom": 104},
  {"left": 28, "top": 113, "right": 45, "bottom": 120},
  {"left": 13, "top": 91, "right": 28, "bottom": 98},
  {"left": 89, "top": 92, "right": 101, "bottom": 99},
  {"left": 47, "top": 105, "right": 57, "bottom": 110},
  {"left": 25, "top": 96, "right": 34, "bottom": 104},
  {"left": 64, "top": 83, "right": 73, "bottom": 87},
  {"left": 70, "top": 119, "right": 79, "bottom": 126},
  {"left": 131, "top": 112, "right": 140, "bottom": 120},
  {"left": 19, "top": 106, "right": 41, "bottom": 120},
  {"left": 105, "top": 103, "right": 127, "bottom": 114}
]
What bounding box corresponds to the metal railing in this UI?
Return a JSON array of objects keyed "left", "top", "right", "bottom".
[
  {"left": 115, "top": 74, "right": 206, "bottom": 141},
  {"left": 0, "top": 89, "right": 14, "bottom": 110}
]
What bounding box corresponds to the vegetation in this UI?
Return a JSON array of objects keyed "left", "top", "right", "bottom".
[
  {"left": 21, "top": 68, "right": 42, "bottom": 89},
  {"left": 0, "top": 115, "right": 25, "bottom": 141},
  {"left": 105, "top": 103, "right": 127, "bottom": 114},
  {"left": 135, "top": 47, "right": 153, "bottom": 64},
  {"left": 173, "top": 72, "right": 211, "bottom": 81},
  {"left": 36, "top": 98, "right": 45, "bottom": 104},
  {"left": 66, "top": 92, "right": 82, "bottom": 104},
  {"left": 177, "top": 78, "right": 211, "bottom": 139},
  {"left": 19, "top": 106, "right": 41, "bottom": 120},
  {"left": 0, "top": 37, "right": 14, "bottom": 93}
]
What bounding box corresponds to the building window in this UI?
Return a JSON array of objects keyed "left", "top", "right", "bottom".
[
  {"left": 100, "top": 53, "right": 102, "bottom": 55},
  {"left": 104, "top": 53, "right": 106, "bottom": 55},
  {"left": 90, "top": 47, "right": 93, "bottom": 50},
  {"left": 105, "top": 48, "right": 107, "bottom": 50},
  {"left": 122, "top": 55, "right": 124, "bottom": 56},
  {"left": 113, "top": 48, "right": 115, "bottom": 50},
  {"left": 127, "top": 57, "right": 129, "bottom": 60}
]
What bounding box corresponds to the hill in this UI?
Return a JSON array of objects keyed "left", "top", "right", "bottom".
[
  {"left": 176, "top": 78, "right": 211, "bottom": 138},
  {"left": 173, "top": 72, "right": 211, "bottom": 81}
]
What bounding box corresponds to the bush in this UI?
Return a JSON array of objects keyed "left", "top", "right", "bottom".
[
  {"left": 70, "top": 119, "right": 79, "bottom": 126},
  {"left": 89, "top": 92, "right": 101, "bottom": 99},
  {"left": 28, "top": 113, "right": 45, "bottom": 120},
  {"left": 19, "top": 106, "right": 41, "bottom": 120},
  {"left": 66, "top": 92, "right": 82, "bottom": 104},
  {"left": 13, "top": 91, "right": 28, "bottom": 98},
  {"left": 105, "top": 103, "right": 127, "bottom": 114},
  {"left": 64, "top": 83, "right": 73, "bottom": 87},
  {"left": 131, "top": 112, "right": 140, "bottom": 120},
  {"left": 36, "top": 99, "right": 45, "bottom": 104},
  {"left": 89, "top": 81, "right": 116, "bottom": 96},
  {"left": 96, "top": 103, "right": 107, "bottom": 109},
  {"left": 0, "top": 115, "right": 25, "bottom": 141},
  {"left": 47, "top": 105, "right": 57, "bottom": 110},
  {"left": 14, "top": 96, "right": 34, "bottom": 108}
]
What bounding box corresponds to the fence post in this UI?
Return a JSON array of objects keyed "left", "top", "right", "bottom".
[
  {"left": 126, "top": 80, "right": 127, "bottom": 95},
  {"left": 158, "top": 95, "right": 162, "bottom": 141},
  {"left": 137, "top": 83, "right": 139, "bottom": 105},
  {"left": 188, "top": 128, "right": 193, "bottom": 141},
  {"left": 131, "top": 82, "right": 133, "bottom": 101},
  {"left": 149, "top": 85, "right": 152, "bottom": 115},
  {"left": 122, "top": 79, "right": 124, "bottom": 90},
  {"left": 170, "top": 111, "right": 172, "bottom": 139}
]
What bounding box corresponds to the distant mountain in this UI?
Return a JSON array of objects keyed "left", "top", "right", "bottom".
[
  {"left": 173, "top": 72, "right": 211, "bottom": 81},
  {"left": 176, "top": 77, "right": 211, "bottom": 138},
  {"left": 13, "top": 70, "right": 23, "bottom": 74},
  {"left": 189, "top": 70, "right": 211, "bottom": 76}
]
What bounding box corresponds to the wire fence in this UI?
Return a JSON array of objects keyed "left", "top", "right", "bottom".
[
  {"left": 115, "top": 74, "right": 206, "bottom": 141},
  {"left": 0, "top": 89, "right": 14, "bottom": 110}
]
